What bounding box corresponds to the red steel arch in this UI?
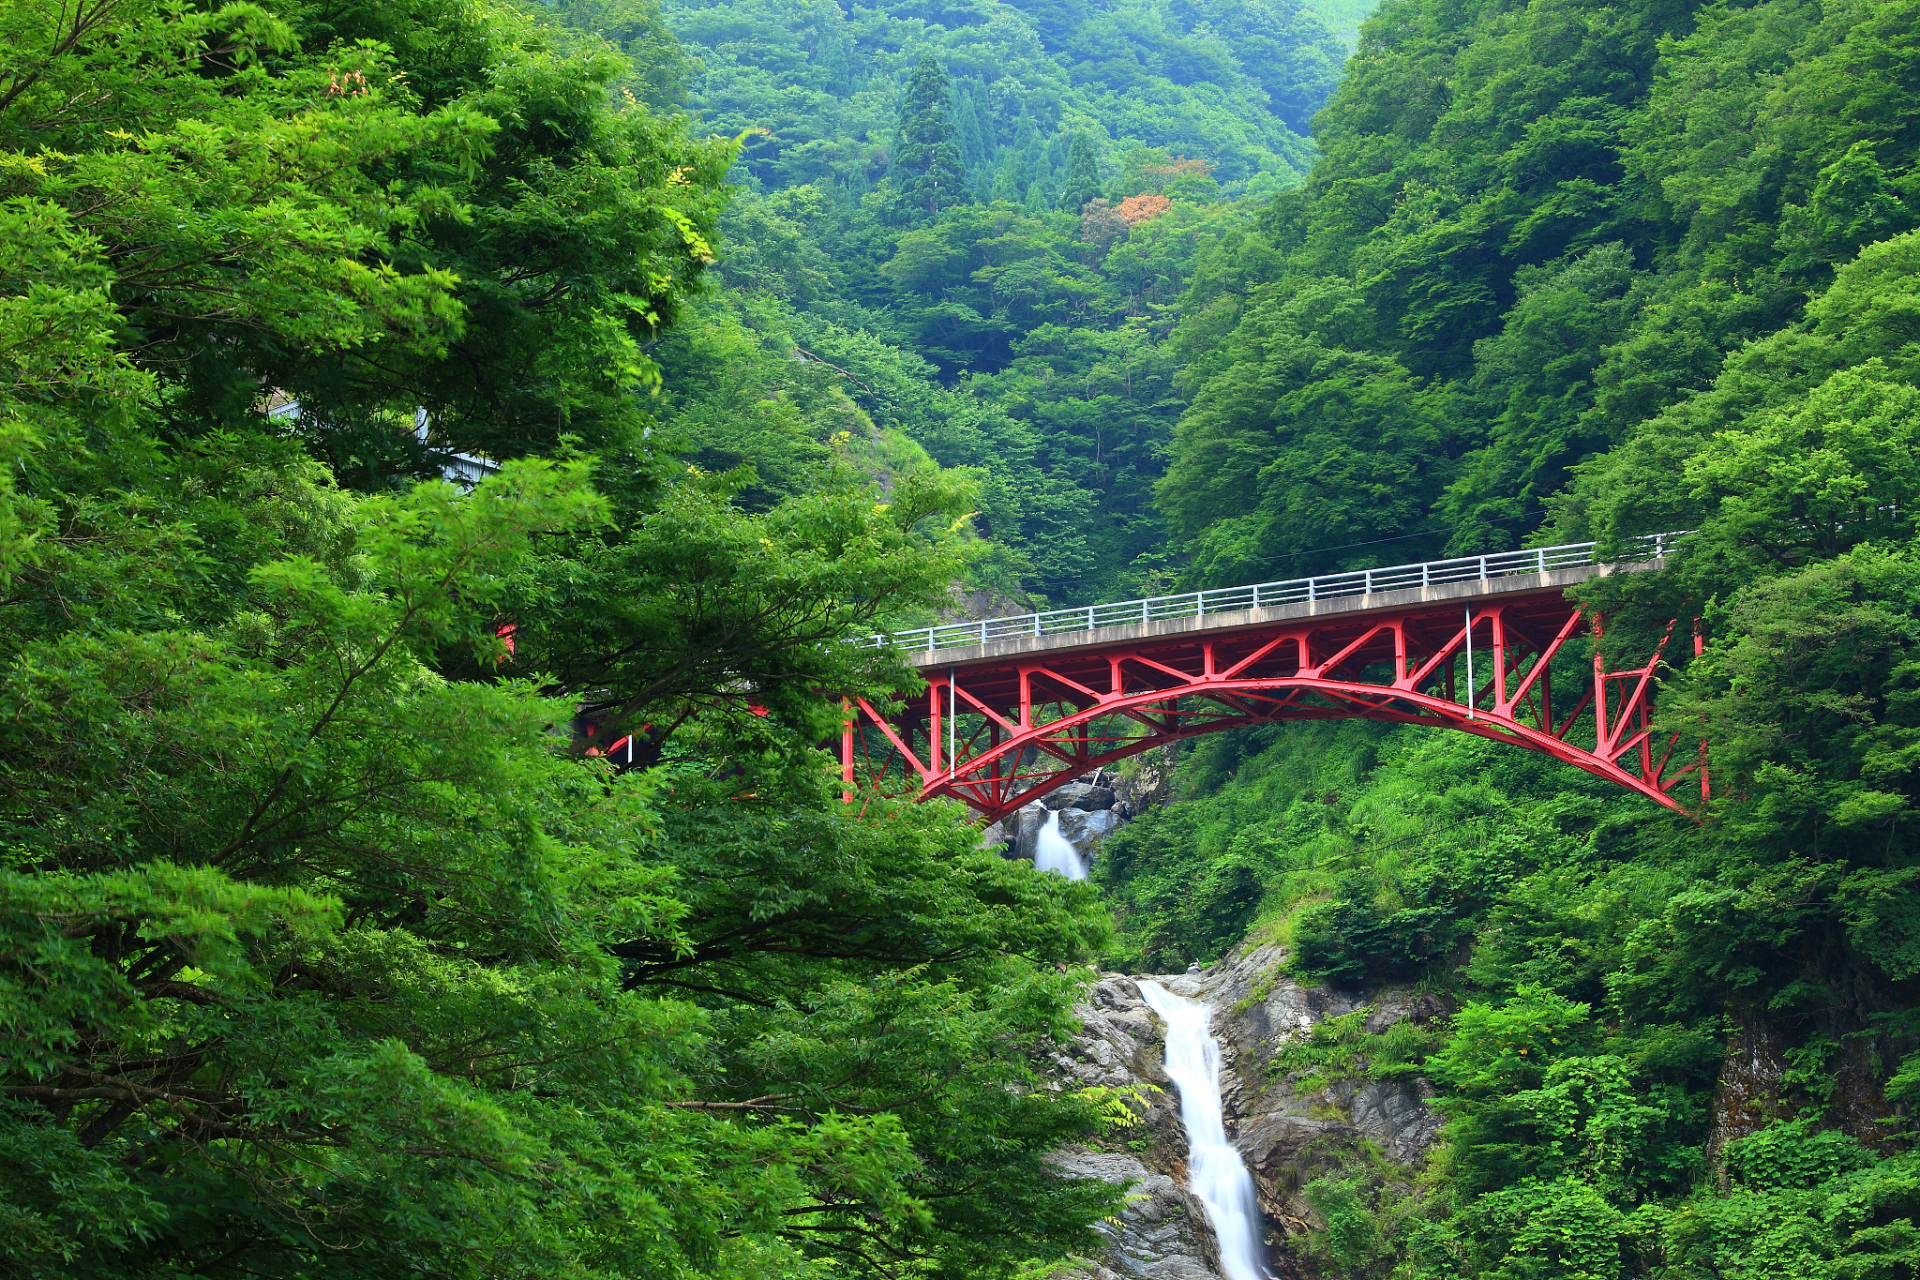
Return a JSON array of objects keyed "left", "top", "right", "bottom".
[{"left": 841, "top": 585, "right": 1705, "bottom": 822}]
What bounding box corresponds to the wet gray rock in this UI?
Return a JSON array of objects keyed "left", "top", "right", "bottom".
[
  {"left": 1043, "top": 951, "right": 1446, "bottom": 1278},
  {"left": 1049, "top": 1149, "right": 1219, "bottom": 1280},
  {"left": 1044, "top": 781, "right": 1118, "bottom": 811},
  {"left": 1061, "top": 807, "right": 1123, "bottom": 848},
  {"left": 1183, "top": 945, "right": 1445, "bottom": 1260},
  {"left": 1046, "top": 976, "right": 1222, "bottom": 1280},
  {"left": 1051, "top": 974, "right": 1161, "bottom": 1089},
  {"left": 1336, "top": 1079, "right": 1444, "bottom": 1165},
  {"left": 1108, "top": 754, "right": 1174, "bottom": 820}
]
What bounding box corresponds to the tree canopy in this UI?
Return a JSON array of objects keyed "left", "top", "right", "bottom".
[
  {"left": 13, "top": 0, "right": 1920, "bottom": 1273},
  {"left": 0, "top": 2, "right": 1127, "bottom": 1276}
]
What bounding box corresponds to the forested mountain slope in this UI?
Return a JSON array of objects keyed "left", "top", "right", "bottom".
[
  {"left": 611, "top": 0, "right": 1350, "bottom": 602},
  {"left": 8, "top": 0, "right": 1920, "bottom": 1275},
  {"left": 1161, "top": 0, "right": 1920, "bottom": 583},
  {"left": 668, "top": 0, "right": 1335, "bottom": 191},
  {"left": 1086, "top": 0, "right": 1920, "bottom": 1273}
]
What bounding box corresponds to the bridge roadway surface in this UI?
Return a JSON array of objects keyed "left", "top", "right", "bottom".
[
  {"left": 840, "top": 536, "right": 1704, "bottom": 821},
  {"left": 902, "top": 560, "right": 1636, "bottom": 675}
]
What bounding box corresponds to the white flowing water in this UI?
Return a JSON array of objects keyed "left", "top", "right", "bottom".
[
  {"left": 1032, "top": 809, "right": 1087, "bottom": 880},
  {"left": 1137, "top": 980, "right": 1270, "bottom": 1280}
]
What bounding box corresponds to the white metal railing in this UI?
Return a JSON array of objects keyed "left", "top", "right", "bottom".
[{"left": 852, "top": 532, "right": 1684, "bottom": 655}]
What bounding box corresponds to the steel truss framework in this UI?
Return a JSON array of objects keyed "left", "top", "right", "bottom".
[{"left": 841, "top": 591, "right": 1706, "bottom": 822}]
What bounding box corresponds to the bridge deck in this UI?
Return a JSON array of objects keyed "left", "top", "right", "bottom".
[
  {"left": 860, "top": 533, "right": 1679, "bottom": 670},
  {"left": 905, "top": 559, "right": 1657, "bottom": 673}
]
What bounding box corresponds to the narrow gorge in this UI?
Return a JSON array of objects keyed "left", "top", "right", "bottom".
[{"left": 1040, "top": 940, "right": 1445, "bottom": 1279}]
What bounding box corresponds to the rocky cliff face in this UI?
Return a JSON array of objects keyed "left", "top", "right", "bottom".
[{"left": 1046, "top": 945, "right": 1445, "bottom": 1279}]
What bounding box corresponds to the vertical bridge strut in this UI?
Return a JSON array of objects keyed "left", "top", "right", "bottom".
[{"left": 840, "top": 554, "right": 1703, "bottom": 821}]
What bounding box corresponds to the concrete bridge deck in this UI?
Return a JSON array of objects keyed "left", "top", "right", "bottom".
[
  {"left": 852, "top": 534, "right": 1680, "bottom": 671},
  {"left": 903, "top": 559, "right": 1656, "bottom": 672}
]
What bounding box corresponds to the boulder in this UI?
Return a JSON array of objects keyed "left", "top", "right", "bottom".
[
  {"left": 1059, "top": 808, "right": 1122, "bottom": 857},
  {"left": 1078, "top": 786, "right": 1118, "bottom": 811},
  {"left": 1037, "top": 781, "right": 1119, "bottom": 811},
  {"left": 1046, "top": 1149, "right": 1219, "bottom": 1280},
  {"left": 1041, "top": 782, "right": 1096, "bottom": 810}
]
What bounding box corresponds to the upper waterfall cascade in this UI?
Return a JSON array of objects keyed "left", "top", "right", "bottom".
[{"left": 1032, "top": 809, "right": 1088, "bottom": 880}]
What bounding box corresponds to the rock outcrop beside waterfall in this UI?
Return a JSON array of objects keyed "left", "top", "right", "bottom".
[
  {"left": 983, "top": 756, "right": 1175, "bottom": 868},
  {"left": 1044, "top": 946, "right": 1444, "bottom": 1279},
  {"left": 1044, "top": 976, "right": 1224, "bottom": 1280}
]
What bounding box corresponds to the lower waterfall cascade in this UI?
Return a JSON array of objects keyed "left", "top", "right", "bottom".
[{"left": 1137, "top": 980, "right": 1271, "bottom": 1280}]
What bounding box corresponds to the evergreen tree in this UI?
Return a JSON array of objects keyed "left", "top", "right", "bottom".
[
  {"left": 1059, "top": 130, "right": 1103, "bottom": 213},
  {"left": 1044, "top": 130, "right": 1071, "bottom": 182},
  {"left": 953, "top": 77, "right": 994, "bottom": 173},
  {"left": 891, "top": 54, "right": 968, "bottom": 219},
  {"left": 970, "top": 79, "right": 998, "bottom": 165},
  {"left": 993, "top": 114, "right": 1045, "bottom": 203}
]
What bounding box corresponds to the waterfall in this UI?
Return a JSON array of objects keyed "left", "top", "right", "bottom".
[
  {"left": 1137, "top": 981, "right": 1271, "bottom": 1280},
  {"left": 1033, "top": 809, "right": 1087, "bottom": 880}
]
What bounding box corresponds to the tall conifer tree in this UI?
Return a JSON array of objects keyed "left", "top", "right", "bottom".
[
  {"left": 891, "top": 53, "right": 968, "bottom": 219},
  {"left": 1059, "top": 130, "right": 1103, "bottom": 213}
]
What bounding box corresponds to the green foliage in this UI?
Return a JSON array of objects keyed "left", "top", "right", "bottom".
[
  {"left": 1303, "top": 1173, "right": 1391, "bottom": 1275},
  {"left": 1429, "top": 992, "right": 1704, "bottom": 1200},
  {"left": 0, "top": 1, "right": 1128, "bottom": 1274},
  {"left": 648, "top": 0, "right": 1341, "bottom": 602},
  {"left": 1083, "top": 1, "right": 1920, "bottom": 1259},
  {"left": 1292, "top": 881, "right": 1459, "bottom": 985},
  {"left": 1267, "top": 1009, "right": 1433, "bottom": 1093},
  {"left": 1059, "top": 131, "right": 1104, "bottom": 213},
  {"left": 1726, "top": 1119, "right": 1878, "bottom": 1192},
  {"left": 1159, "top": 0, "right": 1920, "bottom": 577},
  {"left": 1158, "top": 277, "right": 1459, "bottom": 581},
  {"left": 667, "top": 0, "right": 1331, "bottom": 194},
  {"left": 16, "top": 0, "right": 1920, "bottom": 1270},
  {"left": 1418, "top": 1177, "right": 1634, "bottom": 1280},
  {"left": 1656, "top": 1126, "right": 1920, "bottom": 1279},
  {"left": 554, "top": 0, "right": 695, "bottom": 106},
  {"left": 677, "top": 182, "right": 1260, "bottom": 601},
  {"left": 888, "top": 54, "right": 970, "bottom": 222}
]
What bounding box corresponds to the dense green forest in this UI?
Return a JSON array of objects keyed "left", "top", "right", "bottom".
[
  {"left": 1093, "top": 0, "right": 1920, "bottom": 1269},
  {"left": 625, "top": 0, "right": 1348, "bottom": 600},
  {"left": 5, "top": 0, "right": 1920, "bottom": 1274},
  {"left": 0, "top": 2, "right": 1120, "bottom": 1276}
]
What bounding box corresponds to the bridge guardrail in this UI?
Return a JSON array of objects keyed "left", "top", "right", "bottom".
[{"left": 854, "top": 532, "right": 1683, "bottom": 655}]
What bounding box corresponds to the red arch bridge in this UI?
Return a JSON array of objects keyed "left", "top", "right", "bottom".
[{"left": 839, "top": 535, "right": 1706, "bottom": 822}]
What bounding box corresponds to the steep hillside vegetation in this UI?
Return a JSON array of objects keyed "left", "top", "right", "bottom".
[
  {"left": 9, "top": 0, "right": 1920, "bottom": 1274},
  {"left": 1159, "top": 0, "right": 1920, "bottom": 583},
  {"left": 615, "top": 0, "right": 1351, "bottom": 603},
  {"left": 1087, "top": 0, "right": 1920, "bottom": 1271}
]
